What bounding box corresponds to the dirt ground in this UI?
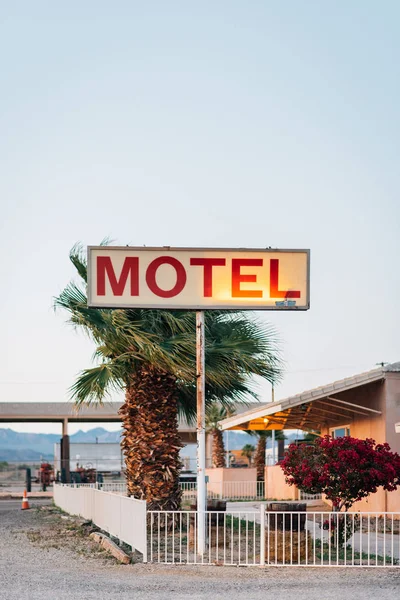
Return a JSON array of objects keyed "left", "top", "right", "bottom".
[{"left": 0, "top": 499, "right": 399, "bottom": 600}]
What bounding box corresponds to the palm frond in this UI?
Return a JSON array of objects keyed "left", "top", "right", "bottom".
[
  {"left": 70, "top": 362, "right": 125, "bottom": 406},
  {"left": 69, "top": 244, "right": 88, "bottom": 283}
]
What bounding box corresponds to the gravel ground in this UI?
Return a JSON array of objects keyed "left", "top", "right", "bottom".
[{"left": 0, "top": 500, "right": 399, "bottom": 600}]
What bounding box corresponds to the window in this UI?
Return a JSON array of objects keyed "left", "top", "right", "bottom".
[{"left": 330, "top": 426, "right": 350, "bottom": 439}]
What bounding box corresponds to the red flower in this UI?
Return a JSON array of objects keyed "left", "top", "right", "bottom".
[{"left": 280, "top": 435, "right": 400, "bottom": 511}]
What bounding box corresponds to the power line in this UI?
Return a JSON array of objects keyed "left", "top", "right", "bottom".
[{"left": 0, "top": 362, "right": 387, "bottom": 385}]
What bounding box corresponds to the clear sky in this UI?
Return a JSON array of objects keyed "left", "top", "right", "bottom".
[{"left": 1, "top": 2, "right": 399, "bottom": 434}]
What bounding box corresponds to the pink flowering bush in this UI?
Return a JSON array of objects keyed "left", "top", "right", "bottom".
[{"left": 280, "top": 436, "right": 400, "bottom": 512}]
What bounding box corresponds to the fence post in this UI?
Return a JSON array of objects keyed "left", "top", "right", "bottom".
[
  {"left": 260, "top": 504, "right": 265, "bottom": 566},
  {"left": 142, "top": 502, "right": 148, "bottom": 563}
]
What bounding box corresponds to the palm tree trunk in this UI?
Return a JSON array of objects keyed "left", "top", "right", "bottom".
[
  {"left": 212, "top": 429, "right": 226, "bottom": 468},
  {"left": 119, "top": 365, "right": 183, "bottom": 511},
  {"left": 254, "top": 436, "right": 267, "bottom": 481}
]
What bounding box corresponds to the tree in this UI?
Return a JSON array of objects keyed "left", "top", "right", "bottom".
[
  {"left": 281, "top": 435, "right": 400, "bottom": 512},
  {"left": 252, "top": 430, "right": 285, "bottom": 480},
  {"left": 241, "top": 444, "right": 255, "bottom": 466},
  {"left": 206, "top": 404, "right": 233, "bottom": 468},
  {"left": 55, "top": 244, "right": 282, "bottom": 510}
]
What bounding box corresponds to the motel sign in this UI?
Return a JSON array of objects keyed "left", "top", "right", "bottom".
[{"left": 87, "top": 247, "right": 310, "bottom": 310}]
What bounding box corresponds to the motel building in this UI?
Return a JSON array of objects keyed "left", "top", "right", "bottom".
[{"left": 218, "top": 362, "right": 400, "bottom": 513}]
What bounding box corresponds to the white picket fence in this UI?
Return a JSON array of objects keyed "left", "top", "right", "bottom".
[{"left": 54, "top": 484, "right": 147, "bottom": 561}]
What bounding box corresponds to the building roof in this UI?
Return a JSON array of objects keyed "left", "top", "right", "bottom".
[
  {"left": 219, "top": 363, "right": 400, "bottom": 432},
  {"left": 0, "top": 400, "right": 259, "bottom": 433}
]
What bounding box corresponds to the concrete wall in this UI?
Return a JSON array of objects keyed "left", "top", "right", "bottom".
[{"left": 264, "top": 465, "right": 298, "bottom": 501}]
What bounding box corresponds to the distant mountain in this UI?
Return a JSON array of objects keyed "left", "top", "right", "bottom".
[
  {"left": 0, "top": 448, "right": 53, "bottom": 462},
  {"left": 0, "top": 427, "right": 122, "bottom": 462},
  {"left": 0, "top": 428, "right": 61, "bottom": 456},
  {"left": 0, "top": 426, "right": 301, "bottom": 462},
  {"left": 70, "top": 428, "right": 122, "bottom": 443}
]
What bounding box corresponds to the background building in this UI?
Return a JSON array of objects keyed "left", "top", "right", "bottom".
[{"left": 54, "top": 442, "right": 123, "bottom": 474}]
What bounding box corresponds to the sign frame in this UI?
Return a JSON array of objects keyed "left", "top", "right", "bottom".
[{"left": 87, "top": 246, "right": 311, "bottom": 311}]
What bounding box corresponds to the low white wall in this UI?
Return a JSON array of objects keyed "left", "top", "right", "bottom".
[{"left": 54, "top": 484, "right": 147, "bottom": 561}]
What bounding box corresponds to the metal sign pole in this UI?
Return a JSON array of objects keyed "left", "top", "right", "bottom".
[
  {"left": 196, "top": 310, "right": 206, "bottom": 556},
  {"left": 271, "top": 384, "right": 276, "bottom": 464}
]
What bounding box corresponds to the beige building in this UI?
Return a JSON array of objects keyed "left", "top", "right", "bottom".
[{"left": 220, "top": 362, "right": 400, "bottom": 512}]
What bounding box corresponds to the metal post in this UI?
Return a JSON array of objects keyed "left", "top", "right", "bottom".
[
  {"left": 260, "top": 504, "right": 266, "bottom": 566},
  {"left": 271, "top": 385, "right": 276, "bottom": 465},
  {"left": 61, "top": 418, "right": 70, "bottom": 484},
  {"left": 196, "top": 310, "right": 206, "bottom": 556},
  {"left": 272, "top": 430, "right": 276, "bottom": 465}
]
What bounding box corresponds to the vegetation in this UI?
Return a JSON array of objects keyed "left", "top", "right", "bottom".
[
  {"left": 55, "top": 243, "right": 282, "bottom": 510},
  {"left": 302, "top": 431, "right": 319, "bottom": 443},
  {"left": 205, "top": 404, "right": 234, "bottom": 468},
  {"left": 281, "top": 435, "right": 400, "bottom": 512},
  {"left": 252, "top": 430, "right": 285, "bottom": 480},
  {"left": 241, "top": 444, "right": 255, "bottom": 466}
]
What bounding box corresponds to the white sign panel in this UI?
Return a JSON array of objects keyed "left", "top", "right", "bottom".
[{"left": 87, "top": 247, "right": 310, "bottom": 310}]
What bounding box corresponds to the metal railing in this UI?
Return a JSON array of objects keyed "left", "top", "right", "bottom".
[
  {"left": 181, "top": 480, "right": 267, "bottom": 500},
  {"left": 67, "top": 482, "right": 127, "bottom": 493},
  {"left": 148, "top": 509, "right": 400, "bottom": 567},
  {"left": 148, "top": 509, "right": 261, "bottom": 565},
  {"left": 299, "top": 491, "right": 322, "bottom": 501},
  {"left": 98, "top": 482, "right": 127, "bottom": 493},
  {"left": 71, "top": 480, "right": 268, "bottom": 500},
  {"left": 68, "top": 480, "right": 321, "bottom": 502}
]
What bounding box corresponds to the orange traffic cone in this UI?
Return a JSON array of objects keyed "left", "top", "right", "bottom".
[{"left": 21, "top": 489, "right": 30, "bottom": 510}]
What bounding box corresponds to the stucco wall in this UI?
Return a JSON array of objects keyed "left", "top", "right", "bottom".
[
  {"left": 206, "top": 467, "right": 257, "bottom": 483},
  {"left": 205, "top": 467, "right": 258, "bottom": 496},
  {"left": 384, "top": 373, "right": 400, "bottom": 454},
  {"left": 264, "top": 465, "right": 298, "bottom": 501},
  {"left": 320, "top": 379, "right": 387, "bottom": 442},
  {"left": 348, "top": 488, "right": 400, "bottom": 513}
]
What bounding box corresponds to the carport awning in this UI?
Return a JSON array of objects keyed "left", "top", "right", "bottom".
[{"left": 220, "top": 366, "right": 385, "bottom": 432}]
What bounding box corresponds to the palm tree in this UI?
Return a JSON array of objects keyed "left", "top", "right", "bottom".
[
  {"left": 253, "top": 430, "right": 285, "bottom": 480},
  {"left": 55, "top": 244, "right": 282, "bottom": 510},
  {"left": 241, "top": 444, "right": 255, "bottom": 466},
  {"left": 205, "top": 404, "right": 234, "bottom": 468}
]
